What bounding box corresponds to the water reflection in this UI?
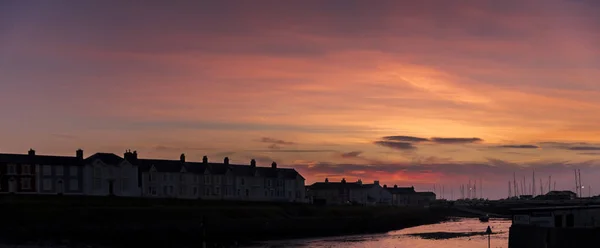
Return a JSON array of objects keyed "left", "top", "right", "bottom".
[{"left": 248, "top": 218, "right": 511, "bottom": 248}]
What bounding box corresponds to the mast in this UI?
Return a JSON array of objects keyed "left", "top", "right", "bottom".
[
  {"left": 548, "top": 176, "right": 551, "bottom": 194},
  {"left": 480, "top": 178, "right": 483, "bottom": 199},
  {"left": 574, "top": 169, "right": 579, "bottom": 197},
  {"left": 508, "top": 181, "right": 512, "bottom": 198},
  {"left": 468, "top": 179, "right": 471, "bottom": 199},
  {"left": 577, "top": 169, "right": 583, "bottom": 196},
  {"left": 540, "top": 178, "right": 543, "bottom": 196},
  {"left": 522, "top": 176, "right": 526, "bottom": 195},
  {"left": 513, "top": 172, "right": 518, "bottom": 197},
  {"left": 532, "top": 169, "right": 536, "bottom": 196}
]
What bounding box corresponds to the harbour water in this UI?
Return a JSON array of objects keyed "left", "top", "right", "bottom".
[{"left": 247, "top": 218, "right": 511, "bottom": 248}]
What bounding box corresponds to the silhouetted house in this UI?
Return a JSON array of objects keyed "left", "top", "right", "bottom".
[
  {"left": 0, "top": 149, "right": 87, "bottom": 195},
  {"left": 83, "top": 151, "right": 140, "bottom": 197},
  {"left": 0, "top": 150, "right": 38, "bottom": 194},
  {"left": 386, "top": 185, "right": 436, "bottom": 207},
  {"left": 137, "top": 155, "right": 306, "bottom": 202},
  {"left": 307, "top": 179, "right": 391, "bottom": 205}
]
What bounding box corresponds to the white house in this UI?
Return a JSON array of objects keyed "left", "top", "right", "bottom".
[
  {"left": 137, "top": 154, "right": 306, "bottom": 202},
  {"left": 83, "top": 151, "right": 141, "bottom": 197}
]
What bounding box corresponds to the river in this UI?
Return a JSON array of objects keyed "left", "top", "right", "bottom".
[{"left": 246, "top": 218, "right": 511, "bottom": 248}]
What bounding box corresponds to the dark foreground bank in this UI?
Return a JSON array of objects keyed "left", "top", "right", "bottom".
[{"left": 0, "top": 195, "right": 455, "bottom": 247}]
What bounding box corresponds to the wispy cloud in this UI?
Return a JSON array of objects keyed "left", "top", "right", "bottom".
[
  {"left": 497, "top": 145, "right": 539, "bottom": 149},
  {"left": 341, "top": 151, "right": 362, "bottom": 158},
  {"left": 382, "top": 136, "right": 429, "bottom": 142},
  {"left": 260, "top": 137, "right": 296, "bottom": 145},
  {"left": 374, "top": 141, "right": 417, "bottom": 150},
  {"left": 430, "top": 137, "right": 483, "bottom": 144}
]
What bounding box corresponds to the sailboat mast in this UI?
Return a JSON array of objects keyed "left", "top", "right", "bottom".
[
  {"left": 578, "top": 169, "right": 583, "bottom": 197},
  {"left": 533, "top": 169, "right": 536, "bottom": 196}
]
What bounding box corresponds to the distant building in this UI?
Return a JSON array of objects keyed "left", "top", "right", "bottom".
[
  {"left": 137, "top": 155, "right": 306, "bottom": 202},
  {"left": 307, "top": 179, "right": 391, "bottom": 206},
  {"left": 534, "top": 191, "right": 577, "bottom": 201},
  {"left": 385, "top": 185, "right": 436, "bottom": 207},
  {"left": 0, "top": 150, "right": 39, "bottom": 194}
]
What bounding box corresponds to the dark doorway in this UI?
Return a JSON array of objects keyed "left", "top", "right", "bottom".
[
  {"left": 554, "top": 215, "right": 563, "bottom": 228},
  {"left": 566, "top": 214, "right": 574, "bottom": 227},
  {"left": 108, "top": 181, "right": 115, "bottom": 196}
]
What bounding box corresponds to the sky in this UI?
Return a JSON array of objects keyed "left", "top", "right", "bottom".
[{"left": 2, "top": 0, "right": 600, "bottom": 199}]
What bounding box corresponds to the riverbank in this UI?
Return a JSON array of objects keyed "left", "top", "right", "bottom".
[{"left": 0, "top": 195, "right": 456, "bottom": 247}]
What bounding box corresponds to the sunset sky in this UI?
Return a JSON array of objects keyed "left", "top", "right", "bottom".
[{"left": 2, "top": 1, "right": 600, "bottom": 199}]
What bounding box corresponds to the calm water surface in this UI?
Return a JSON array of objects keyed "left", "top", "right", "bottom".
[{"left": 247, "top": 218, "right": 511, "bottom": 248}]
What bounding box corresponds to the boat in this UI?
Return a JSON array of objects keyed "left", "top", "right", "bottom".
[{"left": 479, "top": 214, "right": 490, "bottom": 222}]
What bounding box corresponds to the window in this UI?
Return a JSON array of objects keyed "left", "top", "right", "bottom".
[
  {"left": 8, "top": 164, "right": 16, "bottom": 174},
  {"left": 163, "top": 186, "right": 168, "bottom": 195},
  {"left": 41, "top": 178, "right": 50, "bottom": 190},
  {"left": 246, "top": 189, "right": 249, "bottom": 196},
  {"left": 265, "top": 190, "right": 268, "bottom": 197},
  {"left": 241, "top": 178, "right": 245, "bottom": 185},
  {"left": 180, "top": 186, "right": 186, "bottom": 195},
  {"left": 21, "top": 178, "right": 31, "bottom": 189},
  {"left": 149, "top": 187, "right": 157, "bottom": 196},
  {"left": 149, "top": 172, "right": 155, "bottom": 182},
  {"left": 22, "top": 164, "right": 31, "bottom": 175},
  {"left": 215, "top": 187, "right": 220, "bottom": 195},
  {"left": 204, "top": 175, "right": 211, "bottom": 185},
  {"left": 93, "top": 178, "right": 101, "bottom": 190},
  {"left": 121, "top": 178, "right": 128, "bottom": 191},
  {"left": 193, "top": 187, "right": 198, "bottom": 196},
  {"left": 237, "top": 189, "right": 241, "bottom": 196},
  {"left": 70, "top": 166, "right": 78, "bottom": 176},
  {"left": 55, "top": 166, "right": 64, "bottom": 176},
  {"left": 205, "top": 188, "right": 210, "bottom": 195},
  {"left": 69, "top": 179, "right": 79, "bottom": 190},
  {"left": 169, "top": 186, "right": 174, "bottom": 194}
]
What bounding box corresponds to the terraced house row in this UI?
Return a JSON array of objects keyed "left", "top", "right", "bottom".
[{"left": 0, "top": 149, "right": 306, "bottom": 202}]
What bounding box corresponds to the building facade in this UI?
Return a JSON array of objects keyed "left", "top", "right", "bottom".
[
  {"left": 37, "top": 149, "right": 85, "bottom": 195},
  {"left": 386, "top": 185, "right": 436, "bottom": 207},
  {"left": 307, "top": 179, "right": 391, "bottom": 206},
  {"left": 137, "top": 155, "right": 306, "bottom": 202},
  {"left": 83, "top": 151, "right": 140, "bottom": 197},
  {"left": 0, "top": 150, "right": 38, "bottom": 194}
]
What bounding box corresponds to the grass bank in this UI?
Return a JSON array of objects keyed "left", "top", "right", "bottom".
[{"left": 0, "top": 195, "right": 454, "bottom": 247}]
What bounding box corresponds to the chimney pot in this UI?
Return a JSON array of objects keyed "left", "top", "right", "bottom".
[
  {"left": 76, "top": 149, "right": 83, "bottom": 160},
  {"left": 271, "top": 161, "right": 277, "bottom": 169},
  {"left": 250, "top": 159, "right": 256, "bottom": 167},
  {"left": 202, "top": 156, "right": 208, "bottom": 164},
  {"left": 224, "top": 157, "right": 229, "bottom": 165},
  {"left": 325, "top": 178, "right": 329, "bottom": 183},
  {"left": 374, "top": 180, "right": 380, "bottom": 186},
  {"left": 180, "top": 153, "right": 185, "bottom": 162},
  {"left": 28, "top": 149, "right": 35, "bottom": 156}
]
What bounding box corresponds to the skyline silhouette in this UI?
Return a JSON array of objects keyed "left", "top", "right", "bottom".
[{"left": 2, "top": 1, "right": 600, "bottom": 199}]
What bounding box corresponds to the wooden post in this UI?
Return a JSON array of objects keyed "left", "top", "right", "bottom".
[{"left": 486, "top": 226, "right": 492, "bottom": 248}]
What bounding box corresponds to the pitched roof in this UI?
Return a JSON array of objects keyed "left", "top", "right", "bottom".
[
  {"left": 135, "top": 157, "right": 302, "bottom": 179},
  {"left": 85, "top": 153, "right": 124, "bottom": 165},
  {"left": 386, "top": 187, "right": 416, "bottom": 194},
  {"left": 0, "top": 153, "right": 82, "bottom": 166},
  {"left": 308, "top": 182, "right": 366, "bottom": 190}
]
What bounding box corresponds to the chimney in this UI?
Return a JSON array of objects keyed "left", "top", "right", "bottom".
[
  {"left": 224, "top": 157, "right": 229, "bottom": 165},
  {"left": 124, "top": 150, "right": 138, "bottom": 162},
  {"left": 394, "top": 185, "right": 398, "bottom": 188},
  {"left": 202, "top": 156, "right": 208, "bottom": 164},
  {"left": 180, "top": 153, "right": 185, "bottom": 162},
  {"left": 271, "top": 161, "right": 277, "bottom": 169},
  {"left": 383, "top": 185, "right": 388, "bottom": 189},
  {"left": 357, "top": 179, "right": 362, "bottom": 185},
  {"left": 133, "top": 150, "right": 138, "bottom": 159},
  {"left": 325, "top": 178, "right": 329, "bottom": 183},
  {"left": 374, "top": 180, "right": 380, "bottom": 186},
  {"left": 28, "top": 149, "right": 35, "bottom": 156},
  {"left": 341, "top": 178, "right": 347, "bottom": 184},
  {"left": 76, "top": 149, "right": 83, "bottom": 160},
  {"left": 250, "top": 159, "right": 256, "bottom": 168}
]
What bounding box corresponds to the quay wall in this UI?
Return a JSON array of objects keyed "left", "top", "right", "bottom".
[{"left": 509, "top": 225, "right": 600, "bottom": 248}]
